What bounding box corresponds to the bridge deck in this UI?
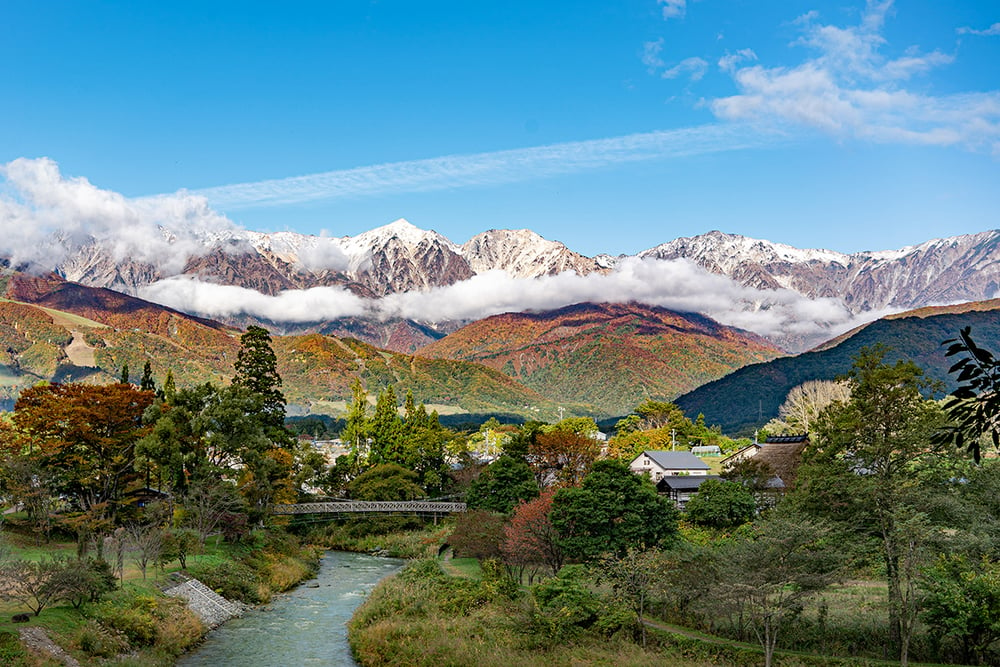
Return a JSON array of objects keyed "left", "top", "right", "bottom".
[{"left": 271, "top": 501, "right": 467, "bottom": 515}]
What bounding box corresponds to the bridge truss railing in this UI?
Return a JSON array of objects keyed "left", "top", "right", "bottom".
[{"left": 270, "top": 501, "right": 467, "bottom": 516}]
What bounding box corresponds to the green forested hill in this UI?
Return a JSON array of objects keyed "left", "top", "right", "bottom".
[{"left": 676, "top": 303, "right": 1000, "bottom": 435}]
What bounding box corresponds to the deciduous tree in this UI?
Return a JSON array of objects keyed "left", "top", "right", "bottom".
[
  {"left": 466, "top": 456, "right": 538, "bottom": 514},
  {"left": 920, "top": 553, "right": 1000, "bottom": 666},
  {"left": 12, "top": 383, "right": 154, "bottom": 516},
  {"left": 801, "top": 346, "right": 946, "bottom": 665},
  {"left": 502, "top": 489, "right": 564, "bottom": 578},
  {"left": 550, "top": 460, "right": 678, "bottom": 561},
  {"left": 528, "top": 429, "right": 599, "bottom": 488},
  {"left": 778, "top": 380, "right": 851, "bottom": 433},
  {"left": 710, "top": 511, "right": 847, "bottom": 667},
  {"left": 937, "top": 326, "right": 1000, "bottom": 462},
  {"left": 684, "top": 479, "right": 757, "bottom": 529}
]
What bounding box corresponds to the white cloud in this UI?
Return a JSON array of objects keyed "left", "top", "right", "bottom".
[
  {"left": 718, "top": 49, "right": 757, "bottom": 74},
  {"left": 137, "top": 256, "right": 870, "bottom": 342},
  {"left": 642, "top": 39, "right": 665, "bottom": 70},
  {"left": 662, "top": 57, "right": 709, "bottom": 81},
  {"left": 190, "top": 124, "right": 782, "bottom": 210},
  {"left": 658, "top": 0, "right": 686, "bottom": 20},
  {"left": 139, "top": 276, "right": 370, "bottom": 322},
  {"left": 711, "top": 0, "right": 1000, "bottom": 153},
  {"left": 294, "top": 237, "right": 352, "bottom": 272},
  {"left": 958, "top": 23, "right": 1000, "bottom": 37},
  {"left": 0, "top": 158, "right": 236, "bottom": 273}
]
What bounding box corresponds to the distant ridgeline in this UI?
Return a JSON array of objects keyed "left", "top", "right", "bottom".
[{"left": 676, "top": 305, "right": 1000, "bottom": 436}]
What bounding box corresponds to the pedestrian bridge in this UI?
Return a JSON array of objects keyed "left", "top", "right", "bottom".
[{"left": 270, "top": 500, "right": 467, "bottom": 516}]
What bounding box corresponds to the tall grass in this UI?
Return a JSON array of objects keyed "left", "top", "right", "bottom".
[{"left": 351, "top": 560, "right": 728, "bottom": 667}]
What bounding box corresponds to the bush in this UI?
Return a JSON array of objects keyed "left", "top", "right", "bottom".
[
  {"left": 89, "top": 592, "right": 160, "bottom": 646},
  {"left": 530, "top": 565, "right": 601, "bottom": 640},
  {"left": 55, "top": 557, "right": 117, "bottom": 608},
  {"left": 73, "top": 619, "right": 130, "bottom": 658},
  {"left": 187, "top": 560, "right": 266, "bottom": 604}
]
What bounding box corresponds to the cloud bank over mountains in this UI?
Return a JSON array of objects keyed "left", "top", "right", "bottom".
[
  {"left": 0, "top": 157, "right": 235, "bottom": 274},
  {"left": 0, "top": 157, "right": 884, "bottom": 344},
  {"left": 138, "top": 258, "right": 868, "bottom": 341}
]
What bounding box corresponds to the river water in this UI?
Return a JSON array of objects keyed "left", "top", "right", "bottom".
[{"left": 177, "top": 551, "right": 404, "bottom": 667}]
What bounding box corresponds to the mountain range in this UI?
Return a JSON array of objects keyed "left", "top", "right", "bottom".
[
  {"left": 4, "top": 221, "right": 1000, "bottom": 425},
  {"left": 418, "top": 302, "right": 780, "bottom": 416},
  {"left": 48, "top": 219, "right": 1000, "bottom": 354}
]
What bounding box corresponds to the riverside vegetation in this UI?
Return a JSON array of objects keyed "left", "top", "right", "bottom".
[
  {"left": 350, "top": 337, "right": 1000, "bottom": 667},
  {"left": 3, "top": 324, "right": 1000, "bottom": 666}
]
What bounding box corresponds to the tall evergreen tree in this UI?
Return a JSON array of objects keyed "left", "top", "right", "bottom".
[
  {"left": 370, "top": 386, "right": 403, "bottom": 465},
  {"left": 232, "top": 326, "right": 286, "bottom": 430},
  {"left": 342, "top": 379, "right": 371, "bottom": 468},
  {"left": 139, "top": 361, "right": 156, "bottom": 392},
  {"left": 119, "top": 363, "right": 130, "bottom": 385},
  {"left": 163, "top": 369, "right": 176, "bottom": 402}
]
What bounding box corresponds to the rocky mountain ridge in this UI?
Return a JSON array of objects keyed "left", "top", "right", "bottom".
[{"left": 46, "top": 220, "right": 1000, "bottom": 354}]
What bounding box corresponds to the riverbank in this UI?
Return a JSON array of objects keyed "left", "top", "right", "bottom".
[
  {"left": 0, "top": 528, "right": 322, "bottom": 667},
  {"left": 179, "top": 551, "right": 404, "bottom": 666},
  {"left": 349, "top": 558, "right": 712, "bottom": 667},
  {"left": 305, "top": 521, "right": 452, "bottom": 559},
  {"left": 347, "top": 559, "right": 942, "bottom": 667}
]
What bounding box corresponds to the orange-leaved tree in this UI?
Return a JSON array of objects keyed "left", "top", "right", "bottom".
[
  {"left": 11, "top": 382, "right": 154, "bottom": 515},
  {"left": 502, "top": 489, "right": 564, "bottom": 579}
]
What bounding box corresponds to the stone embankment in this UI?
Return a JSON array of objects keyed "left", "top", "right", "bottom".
[
  {"left": 163, "top": 573, "right": 247, "bottom": 628},
  {"left": 18, "top": 626, "right": 82, "bottom": 667}
]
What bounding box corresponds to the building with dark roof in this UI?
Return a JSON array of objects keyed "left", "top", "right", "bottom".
[{"left": 628, "top": 450, "right": 711, "bottom": 484}]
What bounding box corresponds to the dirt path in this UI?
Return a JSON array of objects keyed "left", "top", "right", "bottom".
[
  {"left": 64, "top": 330, "right": 97, "bottom": 367},
  {"left": 18, "top": 626, "right": 81, "bottom": 667}
]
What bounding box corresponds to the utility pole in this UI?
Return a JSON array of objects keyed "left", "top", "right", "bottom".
[{"left": 671, "top": 428, "right": 676, "bottom": 451}]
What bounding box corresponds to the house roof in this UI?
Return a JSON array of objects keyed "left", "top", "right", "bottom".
[
  {"left": 754, "top": 440, "right": 809, "bottom": 489},
  {"left": 634, "top": 450, "right": 711, "bottom": 471},
  {"left": 764, "top": 434, "right": 809, "bottom": 444},
  {"left": 657, "top": 475, "right": 722, "bottom": 492},
  {"left": 720, "top": 443, "right": 761, "bottom": 465}
]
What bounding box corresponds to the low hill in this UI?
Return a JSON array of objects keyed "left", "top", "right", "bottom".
[
  {"left": 418, "top": 302, "right": 783, "bottom": 416},
  {"left": 0, "top": 271, "right": 573, "bottom": 420},
  {"left": 271, "top": 333, "right": 571, "bottom": 419},
  {"left": 675, "top": 301, "right": 1000, "bottom": 435}
]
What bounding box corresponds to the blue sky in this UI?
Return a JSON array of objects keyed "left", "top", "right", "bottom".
[{"left": 2, "top": 0, "right": 998, "bottom": 256}]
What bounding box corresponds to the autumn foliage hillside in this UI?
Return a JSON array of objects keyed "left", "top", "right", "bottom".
[
  {"left": 272, "top": 334, "right": 564, "bottom": 417},
  {"left": 418, "top": 302, "right": 782, "bottom": 416},
  {"left": 0, "top": 271, "right": 569, "bottom": 419}
]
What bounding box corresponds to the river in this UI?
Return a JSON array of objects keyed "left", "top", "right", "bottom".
[{"left": 177, "top": 551, "right": 404, "bottom": 667}]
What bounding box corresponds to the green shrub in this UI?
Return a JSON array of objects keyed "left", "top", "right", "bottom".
[
  {"left": 89, "top": 593, "right": 160, "bottom": 646},
  {"left": 530, "top": 565, "right": 601, "bottom": 640},
  {"left": 73, "top": 619, "right": 130, "bottom": 658},
  {"left": 187, "top": 559, "right": 265, "bottom": 604}
]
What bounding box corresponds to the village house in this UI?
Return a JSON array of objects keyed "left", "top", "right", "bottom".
[
  {"left": 656, "top": 474, "right": 723, "bottom": 507},
  {"left": 628, "top": 450, "right": 710, "bottom": 483},
  {"left": 721, "top": 434, "right": 810, "bottom": 506}
]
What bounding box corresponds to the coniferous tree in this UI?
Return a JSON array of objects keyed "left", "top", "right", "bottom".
[
  {"left": 232, "top": 326, "right": 286, "bottom": 430},
  {"left": 139, "top": 361, "right": 156, "bottom": 392},
  {"left": 119, "top": 363, "right": 130, "bottom": 385},
  {"left": 342, "top": 379, "right": 371, "bottom": 469},
  {"left": 370, "top": 386, "right": 403, "bottom": 465},
  {"left": 163, "top": 369, "right": 176, "bottom": 401}
]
